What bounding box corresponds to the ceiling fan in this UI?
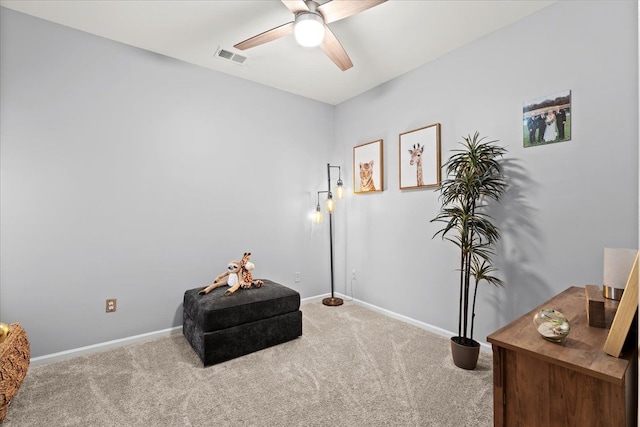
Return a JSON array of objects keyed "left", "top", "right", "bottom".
[{"left": 234, "top": 0, "right": 387, "bottom": 71}]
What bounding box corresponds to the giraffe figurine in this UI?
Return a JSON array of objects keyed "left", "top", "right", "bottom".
[
  {"left": 239, "top": 252, "right": 263, "bottom": 289},
  {"left": 409, "top": 143, "right": 424, "bottom": 186}
]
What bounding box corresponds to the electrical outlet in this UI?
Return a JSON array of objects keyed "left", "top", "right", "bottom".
[
  {"left": 352, "top": 270, "right": 357, "bottom": 280},
  {"left": 106, "top": 298, "right": 117, "bottom": 313},
  {"left": 294, "top": 272, "right": 301, "bottom": 283}
]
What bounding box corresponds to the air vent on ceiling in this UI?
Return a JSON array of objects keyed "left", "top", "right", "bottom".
[{"left": 214, "top": 47, "right": 248, "bottom": 65}]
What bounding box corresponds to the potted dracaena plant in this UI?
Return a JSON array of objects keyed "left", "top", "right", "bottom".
[{"left": 431, "top": 132, "right": 507, "bottom": 370}]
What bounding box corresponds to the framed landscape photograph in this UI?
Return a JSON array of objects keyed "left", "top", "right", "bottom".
[
  {"left": 523, "top": 89, "right": 571, "bottom": 148},
  {"left": 399, "top": 123, "right": 441, "bottom": 190},
  {"left": 353, "top": 139, "right": 383, "bottom": 194}
]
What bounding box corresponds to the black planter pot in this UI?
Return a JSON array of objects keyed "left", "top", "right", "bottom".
[{"left": 450, "top": 336, "right": 480, "bottom": 370}]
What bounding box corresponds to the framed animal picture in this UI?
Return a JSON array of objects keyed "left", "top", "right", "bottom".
[
  {"left": 353, "top": 139, "right": 383, "bottom": 194},
  {"left": 399, "top": 123, "right": 441, "bottom": 190}
]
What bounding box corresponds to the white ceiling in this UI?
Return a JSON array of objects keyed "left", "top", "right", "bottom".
[{"left": 0, "top": 0, "right": 554, "bottom": 105}]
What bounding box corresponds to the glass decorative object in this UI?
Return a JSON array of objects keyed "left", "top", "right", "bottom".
[{"left": 533, "top": 308, "right": 570, "bottom": 343}]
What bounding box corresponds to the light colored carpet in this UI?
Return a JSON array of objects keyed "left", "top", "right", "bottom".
[{"left": 3, "top": 302, "right": 493, "bottom": 426}]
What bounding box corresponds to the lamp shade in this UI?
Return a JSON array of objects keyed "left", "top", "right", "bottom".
[
  {"left": 294, "top": 12, "right": 325, "bottom": 47},
  {"left": 603, "top": 247, "right": 638, "bottom": 300}
]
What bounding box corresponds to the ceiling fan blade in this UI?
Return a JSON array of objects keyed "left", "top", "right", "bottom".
[
  {"left": 234, "top": 21, "right": 295, "bottom": 51},
  {"left": 320, "top": 25, "right": 353, "bottom": 71},
  {"left": 281, "top": 0, "right": 309, "bottom": 14},
  {"left": 317, "top": 0, "right": 387, "bottom": 24}
]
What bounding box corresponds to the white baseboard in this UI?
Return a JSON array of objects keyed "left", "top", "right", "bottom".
[
  {"left": 301, "top": 293, "right": 331, "bottom": 304},
  {"left": 31, "top": 292, "right": 490, "bottom": 365},
  {"left": 30, "top": 326, "right": 183, "bottom": 367},
  {"left": 332, "top": 292, "right": 492, "bottom": 353}
]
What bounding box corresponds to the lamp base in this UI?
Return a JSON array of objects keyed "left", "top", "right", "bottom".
[
  {"left": 603, "top": 285, "right": 624, "bottom": 301},
  {"left": 322, "top": 297, "right": 344, "bottom": 307}
]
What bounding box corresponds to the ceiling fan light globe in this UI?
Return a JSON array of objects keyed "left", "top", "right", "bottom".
[{"left": 294, "top": 12, "right": 325, "bottom": 47}]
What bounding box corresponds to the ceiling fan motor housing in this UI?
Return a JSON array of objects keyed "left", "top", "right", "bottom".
[{"left": 294, "top": 11, "right": 325, "bottom": 47}]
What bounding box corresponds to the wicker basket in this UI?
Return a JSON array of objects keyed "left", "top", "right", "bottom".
[{"left": 0, "top": 323, "right": 30, "bottom": 422}]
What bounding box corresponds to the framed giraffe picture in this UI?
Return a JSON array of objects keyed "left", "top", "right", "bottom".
[
  {"left": 399, "top": 123, "right": 441, "bottom": 190},
  {"left": 353, "top": 139, "right": 383, "bottom": 194}
]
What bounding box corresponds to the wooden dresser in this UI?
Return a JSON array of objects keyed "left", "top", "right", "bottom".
[{"left": 487, "top": 286, "right": 637, "bottom": 427}]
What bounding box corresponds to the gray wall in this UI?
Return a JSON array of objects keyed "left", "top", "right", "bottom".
[
  {"left": 334, "top": 0, "right": 638, "bottom": 344},
  {"left": 0, "top": 8, "right": 335, "bottom": 357},
  {"left": 1, "top": 1, "right": 638, "bottom": 359}
]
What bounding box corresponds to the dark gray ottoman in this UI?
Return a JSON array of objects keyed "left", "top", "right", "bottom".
[{"left": 183, "top": 279, "right": 302, "bottom": 366}]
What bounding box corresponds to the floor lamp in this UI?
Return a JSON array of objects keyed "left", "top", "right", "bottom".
[{"left": 313, "top": 163, "right": 344, "bottom": 307}]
